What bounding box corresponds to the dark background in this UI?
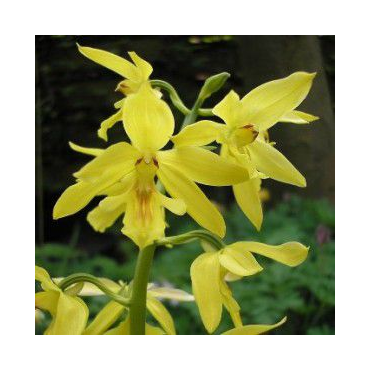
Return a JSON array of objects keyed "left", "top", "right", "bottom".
[{"left": 35, "top": 35, "right": 335, "bottom": 335}]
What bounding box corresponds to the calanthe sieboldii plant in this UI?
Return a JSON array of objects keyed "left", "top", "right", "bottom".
[
  {"left": 36, "top": 44, "right": 318, "bottom": 335},
  {"left": 172, "top": 73, "right": 319, "bottom": 230}
]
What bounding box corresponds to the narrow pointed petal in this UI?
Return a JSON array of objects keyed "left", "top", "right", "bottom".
[
  {"left": 213, "top": 90, "right": 241, "bottom": 127},
  {"left": 157, "top": 193, "right": 186, "bottom": 215},
  {"left": 53, "top": 174, "right": 124, "bottom": 220},
  {"left": 158, "top": 146, "right": 249, "bottom": 186},
  {"left": 219, "top": 247, "right": 263, "bottom": 276},
  {"left": 248, "top": 139, "right": 306, "bottom": 187},
  {"left": 157, "top": 163, "right": 225, "bottom": 237},
  {"left": 279, "top": 110, "right": 319, "bottom": 124},
  {"left": 84, "top": 301, "right": 125, "bottom": 335},
  {"left": 128, "top": 51, "right": 153, "bottom": 80},
  {"left": 97, "top": 110, "right": 122, "bottom": 141},
  {"left": 190, "top": 252, "right": 222, "bottom": 333},
  {"left": 69, "top": 142, "right": 104, "bottom": 157},
  {"left": 104, "top": 316, "right": 130, "bottom": 335},
  {"left": 74, "top": 142, "right": 140, "bottom": 180},
  {"left": 55, "top": 156, "right": 135, "bottom": 220},
  {"left": 99, "top": 192, "right": 130, "bottom": 212},
  {"left": 77, "top": 44, "right": 140, "bottom": 81},
  {"left": 232, "top": 241, "right": 309, "bottom": 267},
  {"left": 220, "top": 280, "right": 243, "bottom": 328},
  {"left": 233, "top": 178, "right": 263, "bottom": 231},
  {"left": 222, "top": 316, "right": 287, "bottom": 335},
  {"left": 171, "top": 120, "right": 223, "bottom": 147},
  {"left": 241, "top": 72, "right": 316, "bottom": 130},
  {"left": 122, "top": 83, "right": 174, "bottom": 152},
  {"left": 87, "top": 203, "right": 126, "bottom": 233},
  {"left": 99, "top": 171, "right": 137, "bottom": 197},
  {"left": 114, "top": 98, "right": 125, "bottom": 109},
  {"left": 146, "top": 297, "right": 176, "bottom": 335}
]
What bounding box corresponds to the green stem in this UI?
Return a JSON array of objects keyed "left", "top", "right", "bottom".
[
  {"left": 159, "top": 230, "right": 225, "bottom": 250},
  {"left": 198, "top": 108, "right": 213, "bottom": 116},
  {"left": 150, "top": 79, "right": 213, "bottom": 117},
  {"left": 182, "top": 98, "right": 204, "bottom": 127},
  {"left": 58, "top": 273, "right": 130, "bottom": 306},
  {"left": 129, "top": 244, "right": 156, "bottom": 335},
  {"left": 150, "top": 80, "right": 190, "bottom": 115}
]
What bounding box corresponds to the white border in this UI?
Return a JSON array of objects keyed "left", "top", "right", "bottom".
[{"left": 2, "top": 0, "right": 369, "bottom": 368}]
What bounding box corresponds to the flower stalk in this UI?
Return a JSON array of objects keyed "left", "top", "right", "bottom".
[
  {"left": 58, "top": 273, "right": 130, "bottom": 306},
  {"left": 129, "top": 244, "right": 156, "bottom": 334}
]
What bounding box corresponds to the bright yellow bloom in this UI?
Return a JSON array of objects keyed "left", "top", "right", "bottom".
[
  {"left": 78, "top": 45, "right": 155, "bottom": 141},
  {"left": 190, "top": 241, "right": 309, "bottom": 333},
  {"left": 53, "top": 84, "right": 249, "bottom": 248},
  {"left": 35, "top": 266, "right": 88, "bottom": 335},
  {"left": 76, "top": 279, "right": 193, "bottom": 335},
  {"left": 172, "top": 72, "right": 318, "bottom": 230}
]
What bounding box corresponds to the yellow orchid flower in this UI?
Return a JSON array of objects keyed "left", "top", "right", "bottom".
[
  {"left": 53, "top": 85, "right": 250, "bottom": 248},
  {"left": 172, "top": 72, "right": 318, "bottom": 230},
  {"left": 35, "top": 266, "right": 89, "bottom": 335},
  {"left": 71, "top": 279, "right": 194, "bottom": 335},
  {"left": 190, "top": 241, "right": 309, "bottom": 333},
  {"left": 78, "top": 44, "right": 156, "bottom": 141}
]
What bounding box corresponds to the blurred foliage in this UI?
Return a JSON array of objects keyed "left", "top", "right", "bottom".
[{"left": 36, "top": 195, "right": 335, "bottom": 335}]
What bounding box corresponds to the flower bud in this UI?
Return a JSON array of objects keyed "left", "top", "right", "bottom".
[{"left": 198, "top": 72, "right": 230, "bottom": 100}]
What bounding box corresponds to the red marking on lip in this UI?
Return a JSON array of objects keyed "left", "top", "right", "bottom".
[
  {"left": 136, "top": 158, "right": 143, "bottom": 165},
  {"left": 242, "top": 124, "right": 258, "bottom": 137},
  {"left": 153, "top": 158, "right": 159, "bottom": 167}
]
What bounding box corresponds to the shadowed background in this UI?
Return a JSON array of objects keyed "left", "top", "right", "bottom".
[{"left": 35, "top": 35, "right": 335, "bottom": 335}]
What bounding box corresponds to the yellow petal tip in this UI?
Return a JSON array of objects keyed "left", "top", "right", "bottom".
[
  {"left": 295, "top": 175, "right": 307, "bottom": 188},
  {"left": 52, "top": 208, "right": 61, "bottom": 220},
  {"left": 97, "top": 129, "right": 108, "bottom": 142},
  {"left": 218, "top": 225, "right": 226, "bottom": 239},
  {"left": 253, "top": 219, "right": 262, "bottom": 232},
  {"left": 310, "top": 115, "right": 320, "bottom": 122}
]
